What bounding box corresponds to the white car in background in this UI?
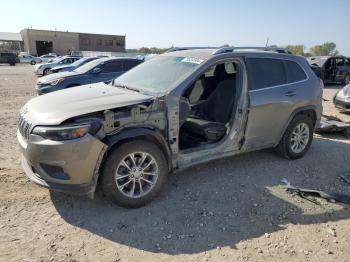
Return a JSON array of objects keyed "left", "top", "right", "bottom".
[
  {"left": 19, "top": 55, "right": 42, "bottom": 65},
  {"left": 34, "top": 56, "right": 81, "bottom": 75},
  {"left": 39, "top": 53, "right": 58, "bottom": 63}
]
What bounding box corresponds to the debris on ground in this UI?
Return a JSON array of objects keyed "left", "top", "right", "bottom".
[
  {"left": 340, "top": 173, "right": 350, "bottom": 185},
  {"left": 316, "top": 115, "right": 350, "bottom": 137},
  {"left": 281, "top": 178, "right": 350, "bottom": 205}
]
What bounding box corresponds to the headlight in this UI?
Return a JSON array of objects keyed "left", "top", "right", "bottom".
[
  {"left": 336, "top": 90, "right": 345, "bottom": 99},
  {"left": 32, "top": 124, "right": 91, "bottom": 141},
  {"left": 42, "top": 78, "right": 65, "bottom": 86}
]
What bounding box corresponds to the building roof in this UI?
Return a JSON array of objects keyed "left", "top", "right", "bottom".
[{"left": 0, "top": 32, "right": 22, "bottom": 42}]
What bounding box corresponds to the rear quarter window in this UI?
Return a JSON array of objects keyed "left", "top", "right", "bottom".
[
  {"left": 246, "top": 58, "right": 286, "bottom": 90},
  {"left": 284, "top": 60, "right": 307, "bottom": 83}
]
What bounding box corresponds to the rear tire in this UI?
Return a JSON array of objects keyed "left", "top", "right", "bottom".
[
  {"left": 276, "top": 115, "right": 314, "bottom": 160},
  {"left": 9, "top": 60, "right": 15, "bottom": 66},
  {"left": 101, "top": 140, "right": 168, "bottom": 208},
  {"left": 30, "top": 60, "right": 36, "bottom": 65}
]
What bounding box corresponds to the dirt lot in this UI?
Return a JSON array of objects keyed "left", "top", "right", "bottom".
[{"left": 0, "top": 64, "right": 350, "bottom": 262}]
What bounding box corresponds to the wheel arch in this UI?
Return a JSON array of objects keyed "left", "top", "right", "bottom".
[
  {"left": 101, "top": 127, "right": 172, "bottom": 173},
  {"left": 276, "top": 106, "right": 317, "bottom": 146}
]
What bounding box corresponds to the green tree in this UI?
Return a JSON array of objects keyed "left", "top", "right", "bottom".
[
  {"left": 286, "top": 45, "right": 305, "bottom": 56},
  {"left": 137, "top": 47, "right": 169, "bottom": 54},
  {"left": 309, "top": 42, "right": 338, "bottom": 56}
]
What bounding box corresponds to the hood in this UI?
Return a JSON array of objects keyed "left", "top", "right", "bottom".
[
  {"left": 21, "top": 82, "right": 153, "bottom": 126},
  {"left": 37, "top": 71, "right": 79, "bottom": 84},
  {"left": 342, "top": 84, "right": 350, "bottom": 96},
  {"left": 51, "top": 65, "right": 73, "bottom": 71}
]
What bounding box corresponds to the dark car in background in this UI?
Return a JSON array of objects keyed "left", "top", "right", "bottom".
[
  {"left": 36, "top": 57, "right": 143, "bottom": 95},
  {"left": 307, "top": 56, "right": 350, "bottom": 85},
  {"left": 0, "top": 52, "right": 20, "bottom": 66},
  {"left": 50, "top": 56, "right": 99, "bottom": 74}
]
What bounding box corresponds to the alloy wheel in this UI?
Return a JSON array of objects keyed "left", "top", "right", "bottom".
[
  {"left": 114, "top": 152, "right": 159, "bottom": 198},
  {"left": 290, "top": 123, "right": 310, "bottom": 154}
]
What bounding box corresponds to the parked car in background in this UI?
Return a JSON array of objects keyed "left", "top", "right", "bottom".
[
  {"left": 36, "top": 57, "right": 143, "bottom": 94},
  {"left": 50, "top": 56, "right": 99, "bottom": 74},
  {"left": 0, "top": 52, "right": 20, "bottom": 66},
  {"left": 19, "top": 54, "right": 42, "bottom": 65},
  {"left": 334, "top": 83, "right": 350, "bottom": 110},
  {"left": 19, "top": 47, "right": 322, "bottom": 207},
  {"left": 39, "top": 53, "right": 58, "bottom": 63},
  {"left": 307, "top": 56, "right": 350, "bottom": 85},
  {"left": 34, "top": 56, "right": 81, "bottom": 76}
]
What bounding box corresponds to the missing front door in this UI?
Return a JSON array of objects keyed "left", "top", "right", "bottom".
[{"left": 36, "top": 41, "right": 53, "bottom": 56}]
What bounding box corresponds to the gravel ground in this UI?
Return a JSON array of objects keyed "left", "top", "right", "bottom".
[{"left": 0, "top": 64, "right": 350, "bottom": 262}]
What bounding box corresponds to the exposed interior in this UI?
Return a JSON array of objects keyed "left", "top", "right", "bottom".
[{"left": 179, "top": 61, "right": 240, "bottom": 150}]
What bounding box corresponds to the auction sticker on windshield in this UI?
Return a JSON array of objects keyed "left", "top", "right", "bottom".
[{"left": 181, "top": 57, "right": 204, "bottom": 64}]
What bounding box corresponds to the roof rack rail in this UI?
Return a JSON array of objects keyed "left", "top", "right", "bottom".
[
  {"left": 165, "top": 46, "right": 222, "bottom": 53},
  {"left": 212, "top": 46, "right": 293, "bottom": 55}
]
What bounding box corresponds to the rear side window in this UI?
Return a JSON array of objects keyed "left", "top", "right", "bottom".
[
  {"left": 284, "top": 60, "right": 307, "bottom": 82},
  {"left": 123, "top": 60, "right": 141, "bottom": 71},
  {"left": 100, "top": 61, "right": 123, "bottom": 72},
  {"left": 246, "top": 58, "right": 286, "bottom": 90}
]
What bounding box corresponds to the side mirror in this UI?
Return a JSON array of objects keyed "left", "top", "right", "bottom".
[{"left": 92, "top": 67, "right": 102, "bottom": 74}]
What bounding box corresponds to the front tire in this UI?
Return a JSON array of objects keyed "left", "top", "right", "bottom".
[
  {"left": 30, "top": 60, "right": 36, "bottom": 65},
  {"left": 343, "top": 75, "right": 350, "bottom": 85},
  {"left": 43, "top": 68, "right": 50, "bottom": 75},
  {"left": 101, "top": 140, "right": 168, "bottom": 208},
  {"left": 276, "top": 115, "right": 314, "bottom": 160}
]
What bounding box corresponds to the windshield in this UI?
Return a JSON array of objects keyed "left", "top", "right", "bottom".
[
  {"left": 74, "top": 58, "right": 103, "bottom": 73},
  {"left": 113, "top": 56, "right": 203, "bottom": 94},
  {"left": 50, "top": 57, "right": 61, "bottom": 63},
  {"left": 70, "top": 57, "right": 91, "bottom": 67}
]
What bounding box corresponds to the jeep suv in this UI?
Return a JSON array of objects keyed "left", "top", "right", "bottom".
[
  {"left": 0, "top": 52, "right": 20, "bottom": 66},
  {"left": 17, "top": 47, "right": 323, "bottom": 207}
]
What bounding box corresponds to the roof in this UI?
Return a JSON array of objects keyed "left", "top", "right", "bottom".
[
  {"left": 162, "top": 49, "right": 217, "bottom": 60},
  {"left": 0, "top": 32, "right": 22, "bottom": 42},
  {"left": 100, "top": 56, "right": 142, "bottom": 62},
  {"left": 162, "top": 48, "right": 295, "bottom": 60},
  {"left": 21, "top": 28, "right": 125, "bottom": 38}
]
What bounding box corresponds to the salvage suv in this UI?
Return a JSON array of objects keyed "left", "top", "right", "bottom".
[{"left": 18, "top": 47, "right": 323, "bottom": 207}]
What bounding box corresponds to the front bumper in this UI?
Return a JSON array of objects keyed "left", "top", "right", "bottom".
[
  {"left": 34, "top": 67, "right": 44, "bottom": 75},
  {"left": 17, "top": 130, "right": 106, "bottom": 195},
  {"left": 334, "top": 96, "right": 350, "bottom": 110},
  {"left": 36, "top": 85, "right": 63, "bottom": 95}
]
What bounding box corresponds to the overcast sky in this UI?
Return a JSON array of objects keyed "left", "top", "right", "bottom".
[{"left": 1, "top": 0, "right": 349, "bottom": 55}]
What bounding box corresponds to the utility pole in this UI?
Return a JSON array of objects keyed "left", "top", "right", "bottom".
[{"left": 265, "top": 37, "right": 269, "bottom": 47}]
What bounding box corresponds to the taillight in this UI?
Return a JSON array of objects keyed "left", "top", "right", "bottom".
[{"left": 319, "top": 78, "right": 324, "bottom": 90}]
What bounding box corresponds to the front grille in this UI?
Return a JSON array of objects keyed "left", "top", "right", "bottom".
[{"left": 18, "top": 113, "right": 32, "bottom": 140}]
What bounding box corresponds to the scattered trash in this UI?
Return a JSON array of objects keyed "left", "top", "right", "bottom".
[
  {"left": 281, "top": 178, "right": 350, "bottom": 205},
  {"left": 327, "top": 227, "right": 337, "bottom": 237},
  {"left": 316, "top": 115, "right": 350, "bottom": 137},
  {"left": 339, "top": 173, "right": 350, "bottom": 185}
]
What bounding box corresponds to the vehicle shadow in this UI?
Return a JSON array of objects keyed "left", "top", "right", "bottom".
[
  {"left": 324, "top": 84, "right": 344, "bottom": 90},
  {"left": 50, "top": 136, "right": 350, "bottom": 254}
]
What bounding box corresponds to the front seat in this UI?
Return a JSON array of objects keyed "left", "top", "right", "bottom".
[{"left": 182, "top": 79, "right": 236, "bottom": 142}]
